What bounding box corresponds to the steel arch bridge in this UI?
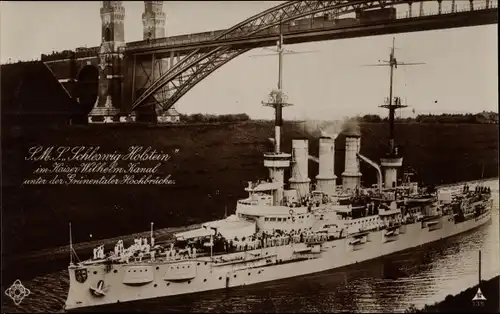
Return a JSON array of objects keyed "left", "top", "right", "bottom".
[{"left": 130, "top": 0, "right": 495, "bottom": 111}]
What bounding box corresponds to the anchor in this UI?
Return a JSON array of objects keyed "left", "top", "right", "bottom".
[{"left": 89, "top": 280, "right": 106, "bottom": 297}]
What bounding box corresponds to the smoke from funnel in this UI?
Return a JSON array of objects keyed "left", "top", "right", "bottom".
[
  {"left": 320, "top": 129, "right": 338, "bottom": 140},
  {"left": 299, "top": 119, "right": 345, "bottom": 139},
  {"left": 341, "top": 120, "right": 361, "bottom": 137},
  {"left": 298, "top": 118, "right": 360, "bottom": 138}
]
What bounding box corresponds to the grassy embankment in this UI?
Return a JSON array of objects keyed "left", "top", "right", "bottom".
[{"left": 406, "top": 276, "right": 499, "bottom": 313}]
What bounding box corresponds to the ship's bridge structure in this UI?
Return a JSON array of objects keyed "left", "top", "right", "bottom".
[{"left": 40, "top": 0, "right": 498, "bottom": 123}]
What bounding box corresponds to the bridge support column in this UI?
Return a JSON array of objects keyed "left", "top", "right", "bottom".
[
  {"left": 88, "top": 48, "right": 124, "bottom": 124},
  {"left": 408, "top": 2, "right": 413, "bottom": 17},
  {"left": 169, "top": 51, "right": 174, "bottom": 69},
  {"left": 419, "top": 2, "right": 424, "bottom": 16},
  {"left": 486, "top": 0, "right": 490, "bottom": 8},
  {"left": 470, "top": 0, "right": 474, "bottom": 11},
  {"left": 437, "top": 0, "right": 442, "bottom": 14},
  {"left": 452, "top": 0, "right": 456, "bottom": 12},
  {"left": 131, "top": 55, "right": 137, "bottom": 107},
  {"left": 88, "top": 1, "right": 126, "bottom": 124}
]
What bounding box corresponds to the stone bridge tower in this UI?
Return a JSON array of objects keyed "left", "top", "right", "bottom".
[
  {"left": 88, "top": 1, "right": 126, "bottom": 123},
  {"left": 140, "top": 1, "right": 179, "bottom": 121},
  {"left": 143, "top": 1, "right": 166, "bottom": 40}
]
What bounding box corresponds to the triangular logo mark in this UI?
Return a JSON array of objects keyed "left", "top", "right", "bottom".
[{"left": 472, "top": 287, "right": 487, "bottom": 301}]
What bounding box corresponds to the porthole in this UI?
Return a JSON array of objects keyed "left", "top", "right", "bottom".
[
  {"left": 154, "top": 284, "right": 158, "bottom": 287},
  {"left": 93, "top": 271, "right": 97, "bottom": 275},
  {"left": 234, "top": 275, "right": 237, "bottom": 278},
  {"left": 219, "top": 277, "right": 222, "bottom": 280},
  {"left": 113, "top": 270, "right": 117, "bottom": 273},
  {"left": 248, "top": 272, "right": 251, "bottom": 276},
  {"left": 197, "top": 262, "right": 200, "bottom": 266},
  {"left": 188, "top": 280, "right": 191, "bottom": 284},
  {"left": 156, "top": 266, "right": 159, "bottom": 270},
  {"left": 167, "top": 283, "right": 170, "bottom": 286},
  {"left": 205, "top": 262, "right": 207, "bottom": 265},
  {"left": 203, "top": 279, "right": 207, "bottom": 282}
]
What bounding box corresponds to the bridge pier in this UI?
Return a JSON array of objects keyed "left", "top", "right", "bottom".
[
  {"left": 88, "top": 45, "right": 125, "bottom": 124},
  {"left": 470, "top": 0, "right": 474, "bottom": 11},
  {"left": 88, "top": 1, "right": 127, "bottom": 124},
  {"left": 419, "top": 2, "right": 424, "bottom": 16},
  {"left": 408, "top": 2, "right": 413, "bottom": 18},
  {"left": 452, "top": 0, "right": 456, "bottom": 12},
  {"left": 169, "top": 51, "right": 174, "bottom": 69},
  {"left": 438, "top": 0, "right": 442, "bottom": 14}
]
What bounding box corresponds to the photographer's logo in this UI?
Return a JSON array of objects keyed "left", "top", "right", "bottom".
[
  {"left": 472, "top": 287, "right": 486, "bottom": 307},
  {"left": 4, "top": 279, "right": 30, "bottom": 305}
]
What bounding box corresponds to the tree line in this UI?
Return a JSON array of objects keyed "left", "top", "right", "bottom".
[
  {"left": 353, "top": 112, "right": 498, "bottom": 124},
  {"left": 179, "top": 113, "right": 250, "bottom": 123}
]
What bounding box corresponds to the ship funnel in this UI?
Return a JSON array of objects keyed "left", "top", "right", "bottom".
[
  {"left": 289, "top": 139, "right": 311, "bottom": 199},
  {"left": 316, "top": 134, "right": 338, "bottom": 195},
  {"left": 342, "top": 133, "right": 362, "bottom": 191}
]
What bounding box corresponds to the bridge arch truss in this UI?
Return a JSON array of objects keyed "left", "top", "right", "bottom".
[{"left": 130, "top": 0, "right": 493, "bottom": 111}]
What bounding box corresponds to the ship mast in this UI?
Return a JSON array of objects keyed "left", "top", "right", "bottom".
[
  {"left": 258, "top": 20, "right": 293, "bottom": 206},
  {"left": 364, "top": 37, "right": 424, "bottom": 188},
  {"left": 69, "top": 222, "right": 73, "bottom": 265},
  {"left": 261, "top": 20, "right": 293, "bottom": 153},
  {"left": 377, "top": 37, "right": 424, "bottom": 156},
  {"left": 150, "top": 222, "right": 154, "bottom": 246}
]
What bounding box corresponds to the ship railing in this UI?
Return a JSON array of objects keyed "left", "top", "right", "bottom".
[{"left": 233, "top": 232, "right": 332, "bottom": 252}]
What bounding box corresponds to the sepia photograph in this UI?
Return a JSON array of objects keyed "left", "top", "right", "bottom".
[{"left": 1, "top": 0, "right": 499, "bottom": 313}]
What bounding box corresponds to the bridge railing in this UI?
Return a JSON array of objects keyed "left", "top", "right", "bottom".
[
  {"left": 41, "top": 46, "right": 100, "bottom": 62},
  {"left": 125, "top": 1, "right": 497, "bottom": 52},
  {"left": 396, "top": 1, "right": 497, "bottom": 19}
]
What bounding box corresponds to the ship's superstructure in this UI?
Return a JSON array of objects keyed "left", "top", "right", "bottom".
[{"left": 64, "top": 36, "right": 493, "bottom": 311}]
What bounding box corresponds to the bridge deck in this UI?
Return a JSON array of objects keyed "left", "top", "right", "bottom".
[
  {"left": 125, "top": 7, "right": 497, "bottom": 58},
  {"left": 125, "top": 4, "right": 497, "bottom": 56}
]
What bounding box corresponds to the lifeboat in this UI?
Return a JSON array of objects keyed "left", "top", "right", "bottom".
[{"left": 349, "top": 238, "right": 362, "bottom": 245}]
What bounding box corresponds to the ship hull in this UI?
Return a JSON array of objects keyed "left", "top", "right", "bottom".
[{"left": 65, "top": 210, "right": 491, "bottom": 311}]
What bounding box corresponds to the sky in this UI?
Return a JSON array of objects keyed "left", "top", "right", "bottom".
[{"left": 0, "top": 1, "right": 498, "bottom": 120}]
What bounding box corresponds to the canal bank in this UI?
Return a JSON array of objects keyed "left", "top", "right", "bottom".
[{"left": 406, "top": 275, "right": 499, "bottom": 313}]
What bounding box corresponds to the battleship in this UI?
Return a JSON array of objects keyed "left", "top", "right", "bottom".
[{"left": 64, "top": 34, "right": 493, "bottom": 311}]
